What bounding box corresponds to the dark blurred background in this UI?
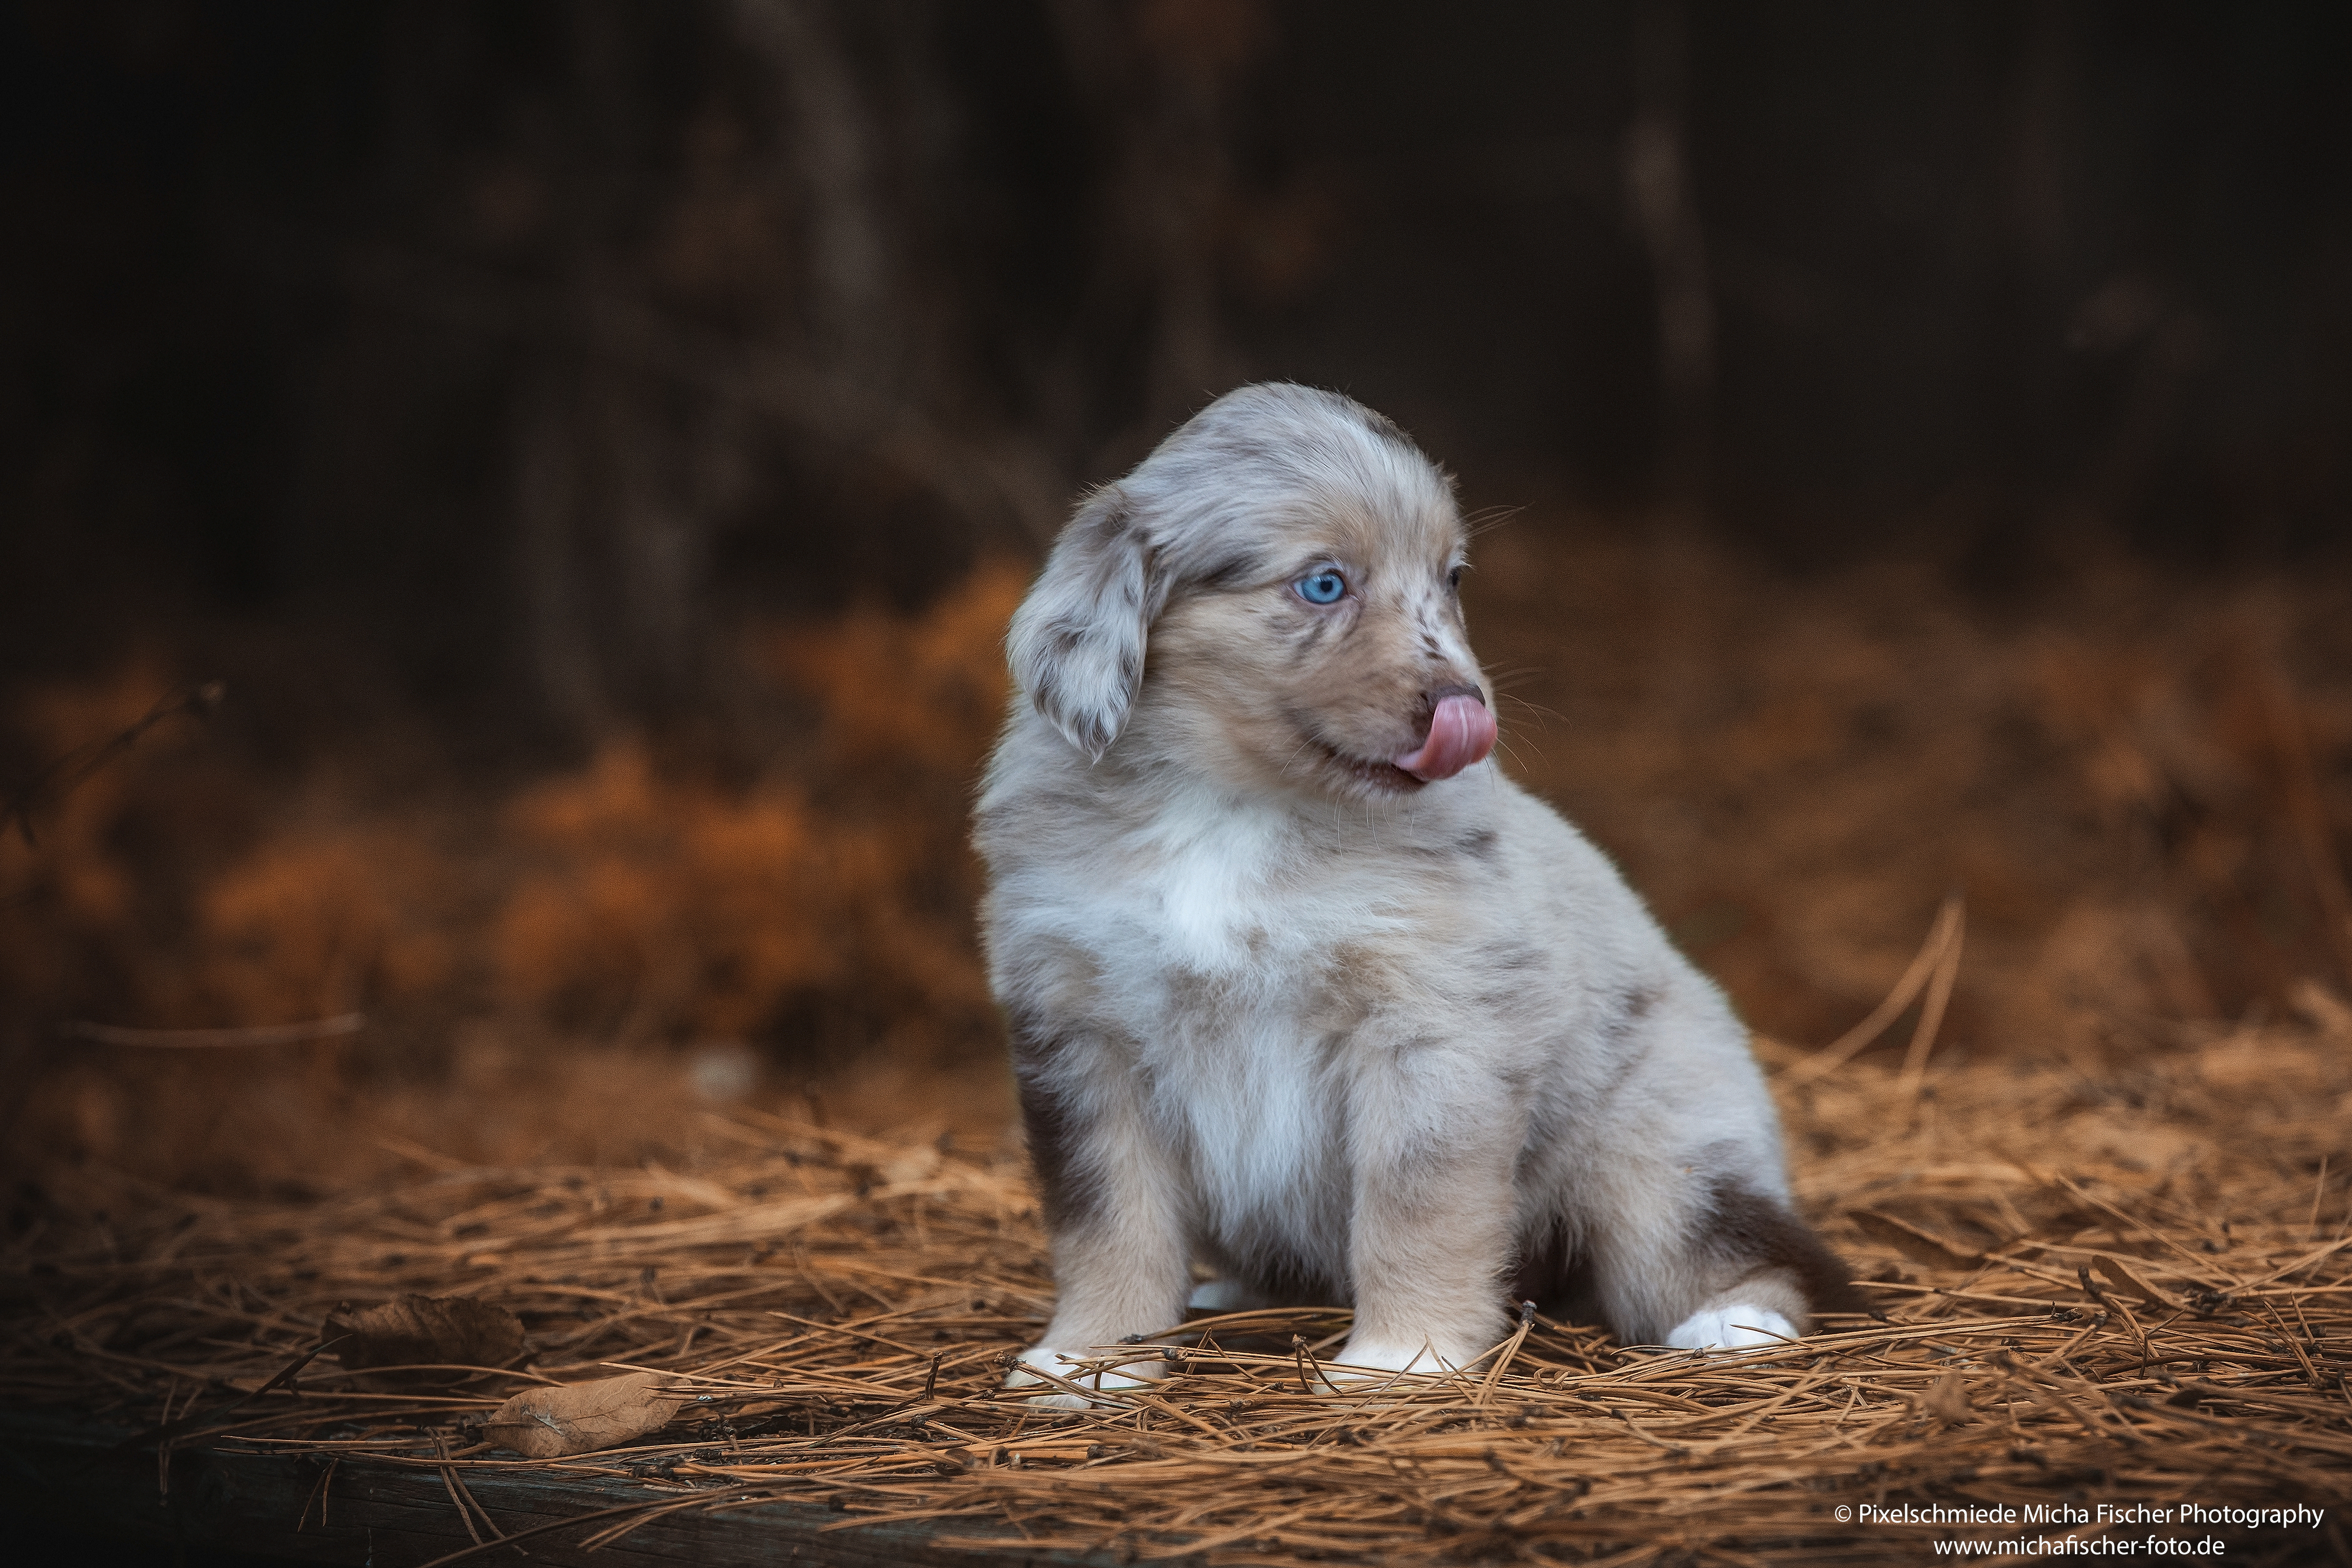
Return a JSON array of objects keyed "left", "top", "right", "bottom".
[
  {"left": 6, "top": 1, "right": 2352, "bottom": 1191},
  {"left": 6, "top": 0, "right": 2347, "bottom": 741}
]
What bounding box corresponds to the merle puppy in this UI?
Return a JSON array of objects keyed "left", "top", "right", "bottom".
[{"left": 975, "top": 383, "right": 1855, "bottom": 1402}]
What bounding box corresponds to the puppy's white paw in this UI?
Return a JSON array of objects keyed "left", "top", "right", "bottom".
[
  {"left": 1318, "top": 1338, "right": 1452, "bottom": 1389},
  {"left": 1186, "top": 1279, "right": 1251, "bottom": 1311},
  {"left": 1664, "top": 1304, "right": 1796, "bottom": 1352},
  {"left": 1005, "top": 1345, "right": 1161, "bottom": 1407}
]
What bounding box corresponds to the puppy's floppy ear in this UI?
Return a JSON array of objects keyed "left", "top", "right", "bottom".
[{"left": 1007, "top": 485, "right": 1165, "bottom": 761}]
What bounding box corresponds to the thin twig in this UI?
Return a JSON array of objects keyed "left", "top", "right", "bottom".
[
  {"left": 1787, "top": 893, "right": 1963, "bottom": 1082},
  {"left": 1896, "top": 898, "right": 1966, "bottom": 1103},
  {"left": 60, "top": 1014, "right": 367, "bottom": 1049},
  {"left": 3, "top": 681, "right": 224, "bottom": 848}
]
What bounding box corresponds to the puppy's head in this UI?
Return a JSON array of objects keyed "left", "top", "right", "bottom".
[{"left": 1008, "top": 384, "right": 1496, "bottom": 800}]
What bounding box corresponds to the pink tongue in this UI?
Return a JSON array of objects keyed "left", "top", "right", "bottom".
[{"left": 1394, "top": 693, "right": 1498, "bottom": 781}]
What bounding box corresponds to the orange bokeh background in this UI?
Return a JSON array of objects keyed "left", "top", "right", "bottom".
[{"left": 7, "top": 533, "right": 2347, "bottom": 1196}]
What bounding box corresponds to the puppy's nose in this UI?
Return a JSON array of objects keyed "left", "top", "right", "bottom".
[{"left": 1394, "top": 685, "right": 1497, "bottom": 782}]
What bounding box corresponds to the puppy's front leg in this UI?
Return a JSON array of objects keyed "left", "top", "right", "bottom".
[
  {"left": 1010, "top": 1034, "right": 1191, "bottom": 1406},
  {"left": 1332, "top": 1048, "right": 1520, "bottom": 1379}
]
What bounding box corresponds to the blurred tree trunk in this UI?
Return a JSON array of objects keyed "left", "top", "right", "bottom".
[
  {"left": 1626, "top": 0, "right": 1713, "bottom": 518},
  {"left": 1045, "top": 0, "right": 1260, "bottom": 465}
]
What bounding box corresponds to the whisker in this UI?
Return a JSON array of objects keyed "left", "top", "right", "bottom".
[
  {"left": 1495, "top": 694, "right": 1566, "bottom": 732},
  {"left": 1462, "top": 504, "right": 1525, "bottom": 539},
  {"left": 1495, "top": 730, "right": 1548, "bottom": 774}
]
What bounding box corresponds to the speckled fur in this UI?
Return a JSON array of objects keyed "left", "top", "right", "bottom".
[{"left": 976, "top": 384, "right": 1854, "bottom": 1397}]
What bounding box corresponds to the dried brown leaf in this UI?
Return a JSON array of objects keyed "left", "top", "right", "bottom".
[
  {"left": 1919, "top": 1371, "right": 1972, "bottom": 1426},
  {"left": 324, "top": 1293, "right": 524, "bottom": 1384},
  {"left": 483, "top": 1370, "right": 683, "bottom": 1458},
  {"left": 2092, "top": 1253, "right": 2180, "bottom": 1309}
]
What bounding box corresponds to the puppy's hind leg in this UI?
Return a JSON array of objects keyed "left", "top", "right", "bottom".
[{"left": 1591, "top": 1174, "right": 1862, "bottom": 1354}]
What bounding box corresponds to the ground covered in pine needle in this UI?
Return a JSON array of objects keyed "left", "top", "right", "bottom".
[
  {"left": 7, "top": 1002, "right": 2349, "bottom": 1566},
  {"left": 7, "top": 535, "right": 2351, "bottom": 1561}
]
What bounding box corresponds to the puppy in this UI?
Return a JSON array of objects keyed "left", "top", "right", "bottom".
[{"left": 975, "top": 384, "right": 1856, "bottom": 1403}]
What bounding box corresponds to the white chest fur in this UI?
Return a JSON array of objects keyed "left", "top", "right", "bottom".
[
  {"left": 1153, "top": 993, "right": 1340, "bottom": 1254},
  {"left": 1140, "top": 794, "right": 1292, "bottom": 972},
  {"left": 1114, "top": 788, "right": 1427, "bottom": 972},
  {"left": 1099, "top": 793, "right": 1417, "bottom": 1257}
]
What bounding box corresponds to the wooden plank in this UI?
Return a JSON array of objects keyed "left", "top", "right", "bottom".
[{"left": 0, "top": 1408, "right": 1120, "bottom": 1567}]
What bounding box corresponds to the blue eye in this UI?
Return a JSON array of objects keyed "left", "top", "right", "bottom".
[{"left": 1296, "top": 569, "right": 1347, "bottom": 605}]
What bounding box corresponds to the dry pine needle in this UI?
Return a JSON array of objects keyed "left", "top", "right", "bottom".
[{"left": 6, "top": 1018, "right": 2348, "bottom": 1565}]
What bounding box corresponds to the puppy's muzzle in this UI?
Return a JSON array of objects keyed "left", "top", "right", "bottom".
[{"left": 1394, "top": 686, "right": 1497, "bottom": 782}]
